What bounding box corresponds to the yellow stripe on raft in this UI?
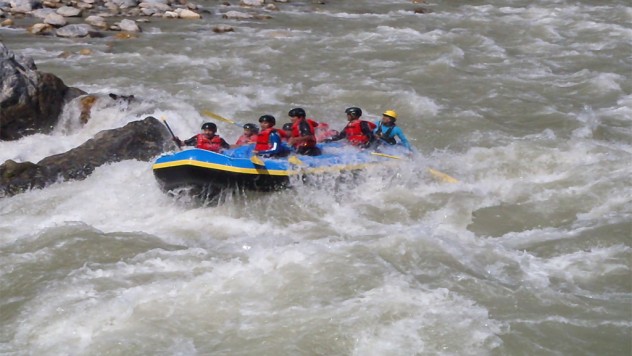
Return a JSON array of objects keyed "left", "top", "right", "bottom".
[{"left": 152, "top": 159, "right": 386, "bottom": 176}]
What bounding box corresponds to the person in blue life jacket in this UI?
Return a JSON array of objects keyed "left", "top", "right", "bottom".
[
  {"left": 253, "top": 115, "right": 290, "bottom": 157},
  {"left": 373, "top": 109, "right": 412, "bottom": 151}
]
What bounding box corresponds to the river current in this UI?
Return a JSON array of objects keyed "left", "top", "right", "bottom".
[{"left": 1, "top": 0, "right": 631, "bottom": 354}]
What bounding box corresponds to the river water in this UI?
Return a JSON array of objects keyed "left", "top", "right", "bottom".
[{"left": 1, "top": 0, "right": 631, "bottom": 354}]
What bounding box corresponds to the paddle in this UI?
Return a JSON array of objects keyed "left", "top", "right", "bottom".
[
  {"left": 250, "top": 155, "right": 265, "bottom": 166},
  {"left": 369, "top": 152, "right": 459, "bottom": 183},
  {"left": 202, "top": 110, "right": 243, "bottom": 128},
  {"left": 161, "top": 117, "right": 181, "bottom": 151},
  {"left": 288, "top": 155, "right": 304, "bottom": 166}
]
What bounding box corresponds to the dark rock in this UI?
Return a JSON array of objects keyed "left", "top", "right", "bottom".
[
  {"left": 0, "top": 42, "right": 86, "bottom": 140},
  {"left": 0, "top": 116, "right": 175, "bottom": 197}
]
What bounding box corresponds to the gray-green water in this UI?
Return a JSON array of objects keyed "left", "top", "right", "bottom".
[{"left": 1, "top": 1, "right": 630, "bottom": 354}]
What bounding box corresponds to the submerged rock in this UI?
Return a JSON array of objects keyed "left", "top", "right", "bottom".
[{"left": 0, "top": 116, "right": 174, "bottom": 197}]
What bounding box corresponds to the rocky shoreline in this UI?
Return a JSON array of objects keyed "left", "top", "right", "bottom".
[{"left": 0, "top": 0, "right": 300, "bottom": 38}]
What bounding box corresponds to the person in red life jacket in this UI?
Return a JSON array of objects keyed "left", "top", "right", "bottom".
[
  {"left": 232, "top": 123, "right": 259, "bottom": 148},
  {"left": 324, "top": 107, "right": 376, "bottom": 148},
  {"left": 276, "top": 122, "right": 290, "bottom": 142},
  {"left": 173, "top": 122, "right": 230, "bottom": 152},
  {"left": 253, "top": 115, "right": 290, "bottom": 157},
  {"left": 314, "top": 122, "right": 339, "bottom": 142},
  {"left": 281, "top": 123, "right": 293, "bottom": 141},
  {"left": 287, "top": 107, "right": 322, "bottom": 156}
]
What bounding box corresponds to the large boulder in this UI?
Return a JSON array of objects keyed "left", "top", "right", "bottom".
[
  {"left": 0, "top": 42, "right": 85, "bottom": 140},
  {"left": 0, "top": 116, "right": 175, "bottom": 197}
]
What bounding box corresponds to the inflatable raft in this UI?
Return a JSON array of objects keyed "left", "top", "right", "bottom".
[{"left": 152, "top": 143, "right": 407, "bottom": 192}]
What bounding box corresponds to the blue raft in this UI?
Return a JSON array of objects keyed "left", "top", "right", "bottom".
[{"left": 152, "top": 143, "right": 407, "bottom": 192}]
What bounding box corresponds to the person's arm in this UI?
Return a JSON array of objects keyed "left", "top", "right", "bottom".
[
  {"left": 220, "top": 138, "right": 230, "bottom": 150},
  {"left": 325, "top": 126, "right": 346, "bottom": 142},
  {"left": 182, "top": 136, "right": 197, "bottom": 146},
  {"left": 360, "top": 121, "right": 375, "bottom": 138},
  {"left": 393, "top": 127, "right": 412, "bottom": 150},
  {"left": 257, "top": 131, "right": 284, "bottom": 156}
]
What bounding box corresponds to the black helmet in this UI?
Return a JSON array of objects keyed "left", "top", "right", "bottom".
[
  {"left": 201, "top": 122, "right": 217, "bottom": 131},
  {"left": 243, "top": 123, "right": 258, "bottom": 132},
  {"left": 345, "top": 107, "right": 362, "bottom": 117},
  {"left": 282, "top": 123, "right": 292, "bottom": 131},
  {"left": 258, "top": 114, "right": 276, "bottom": 125},
  {"left": 288, "top": 107, "right": 306, "bottom": 118}
]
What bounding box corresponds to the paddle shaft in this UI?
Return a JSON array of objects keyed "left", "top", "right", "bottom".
[
  {"left": 202, "top": 110, "right": 243, "bottom": 128},
  {"left": 162, "top": 119, "right": 181, "bottom": 151}
]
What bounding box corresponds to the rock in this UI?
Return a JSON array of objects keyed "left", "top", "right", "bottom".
[
  {"left": 55, "top": 23, "right": 94, "bottom": 37},
  {"left": 240, "top": 0, "right": 263, "bottom": 6},
  {"left": 9, "top": 0, "right": 37, "bottom": 13},
  {"left": 212, "top": 24, "right": 233, "bottom": 33},
  {"left": 27, "top": 22, "right": 54, "bottom": 34},
  {"left": 31, "top": 8, "right": 56, "bottom": 19},
  {"left": 110, "top": 0, "right": 138, "bottom": 9},
  {"left": 118, "top": 18, "right": 140, "bottom": 32},
  {"left": 177, "top": 8, "right": 200, "bottom": 19},
  {"left": 44, "top": 12, "right": 67, "bottom": 26},
  {"left": 84, "top": 15, "right": 107, "bottom": 29},
  {"left": 1, "top": 18, "right": 12, "bottom": 26},
  {"left": 56, "top": 5, "right": 82, "bottom": 17},
  {"left": 0, "top": 42, "right": 85, "bottom": 140},
  {"left": 0, "top": 116, "right": 173, "bottom": 197},
  {"left": 113, "top": 31, "right": 138, "bottom": 39},
  {"left": 162, "top": 10, "right": 177, "bottom": 18},
  {"left": 222, "top": 10, "right": 253, "bottom": 20}
]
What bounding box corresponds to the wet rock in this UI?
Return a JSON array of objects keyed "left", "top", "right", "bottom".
[
  {"left": 177, "top": 8, "right": 200, "bottom": 19},
  {"left": 31, "top": 8, "right": 56, "bottom": 19},
  {"left": 56, "top": 23, "right": 93, "bottom": 37},
  {"left": 212, "top": 24, "right": 233, "bottom": 33},
  {"left": 1, "top": 18, "right": 12, "bottom": 26},
  {"left": 0, "top": 42, "right": 85, "bottom": 140},
  {"left": 118, "top": 18, "right": 140, "bottom": 31},
  {"left": 84, "top": 15, "right": 107, "bottom": 29},
  {"left": 9, "top": 0, "right": 38, "bottom": 13},
  {"left": 240, "top": 0, "right": 263, "bottom": 6},
  {"left": 0, "top": 116, "right": 173, "bottom": 197},
  {"left": 56, "top": 5, "right": 82, "bottom": 17},
  {"left": 44, "top": 12, "right": 67, "bottom": 26},
  {"left": 27, "top": 22, "right": 54, "bottom": 34},
  {"left": 222, "top": 10, "right": 253, "bottom": 20}
]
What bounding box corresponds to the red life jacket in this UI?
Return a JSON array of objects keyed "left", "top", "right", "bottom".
[
  {"left": 277, "top": 129, "right": 289, "bottom": 141},
  {"left": 196, "top": 133, "right": 225, "bottom": 152},
  {"left": 344, "top": 120, "right": 376, "bottom": 146},
  {"left": 235, "top": 133, "right": 257, "bottom": 146},
  {"left": 255, "top": 128, "right": 276, "bottom": 151},
  {"left": 315, "top": 122, "right": 338, "bottom": 142},
  {"left": 291, "top": 118, "right": 318, "bottom": 148}
]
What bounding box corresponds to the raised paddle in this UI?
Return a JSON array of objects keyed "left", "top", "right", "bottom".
[
  {"left": 370, "top": 152, "right": 459, "bottom": 183},
  {"left": 161, "top": 117, "right": 181, "bottom": 151},
  {"left": 202, "top": 110, "right": 243, "bottom": 128}
]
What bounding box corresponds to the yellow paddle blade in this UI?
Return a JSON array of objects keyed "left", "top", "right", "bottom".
[
  {"left": 370, "top": 152, "right": 403, "bottom": 160},
  {"left": 250, "top": 155, "right": 264, "bottom": 166},
  {"left": 202, "top": 110, "right": 241, "bottom": 127},
  {"left": 288, "top": 155, "right": 304, "bottom": 166},
  {"left": 428, "top": 168, "right": 459, "bottom": 183}
]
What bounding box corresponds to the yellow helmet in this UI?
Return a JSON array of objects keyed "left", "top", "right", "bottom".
[{"left": 382, "top": 110, "right": 398, "bottom": 119}]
